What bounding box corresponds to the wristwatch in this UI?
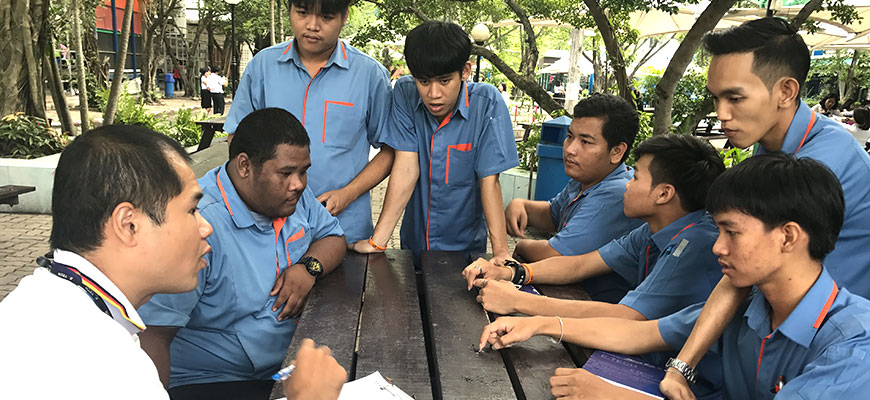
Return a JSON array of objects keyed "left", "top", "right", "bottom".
[
  {"left": 299, "top": 256, "right": 323, "bottom": 280},
  {"left": 665, "top": 357, "right": 697, "bottom": 386}
]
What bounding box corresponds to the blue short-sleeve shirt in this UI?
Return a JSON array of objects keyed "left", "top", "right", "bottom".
[
  {"left": 224, "top": 39, "right": 391, "bottom": 243},
  {"left": 756, "top": 101, "right": 870, "bottom": 298},
  {"left": 547, "top": 165, "right": 642, "bottom": 255},
  {"left": 661, "top": 268, "right": 870, "bottom": 399},
  {"left": 610, "top": 210, "right": 722, "bottom": 319},
  {"left": 384, "top": 76, "right": 519, "bottom": 255},
  {"left": 139, "top": 164, "right": 343, "bottom": 387}
]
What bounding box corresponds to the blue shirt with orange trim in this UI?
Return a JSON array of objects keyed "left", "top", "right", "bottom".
[
  {"left": 547, "top": 165, "right": 643, "bottom": 303},
  {"left": 384, "top": 76, "right": 519, "bottom": 255},
  {"left": 755, "top": 101, "right": 870, "bottom": 298},
  {"left": 659, "top": 268, "right": 870, "bottom": 399},
  {"left": 224, "top": 38, "right": 391, "bottom": 244},
  {"left": 139, "top": 164, "right": 343, "bottom": 387}
]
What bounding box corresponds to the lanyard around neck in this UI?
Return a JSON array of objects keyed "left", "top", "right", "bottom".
[{"left": 794, "top": 112, "right": 817, "bottom": 154}]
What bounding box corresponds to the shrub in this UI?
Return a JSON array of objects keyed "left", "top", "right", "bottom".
[
  {"left": 0, "top": 113, "right": 67, "bottom": 159},
  {"left": 166, "top": 107, "right": 207, "bottom": 148}
]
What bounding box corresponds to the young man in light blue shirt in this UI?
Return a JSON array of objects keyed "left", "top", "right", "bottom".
[
  {"left": 225, "top": 0, "right": 393, "bottom": 244},
  {"left": 657, "top": 18, "right": 870, "bottom": 396},
  {"left": 139, "top": 108, "right": 347, "bottom": 400},
  {"left": 480, "top": 154, "right": 870, "bottom": 400},
  {"left": 350, "top": 21, "right": 519, "bottom": 264},
  {"left": 465, "top": 135, "right": 724, "bottom": 338},
  {"left": 503, "top": 94, "right": 644, "bottom": 302},
  {"left": 505, "top": 95, "right": 641, "bottom": 263}
]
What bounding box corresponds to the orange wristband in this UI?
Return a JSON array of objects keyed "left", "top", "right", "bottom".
[
  {"left": 368, "top": 236, "right": 387, "bottom": 251},
  {"left": 524, "top": 263, "right": 534, "bottom": 284}
]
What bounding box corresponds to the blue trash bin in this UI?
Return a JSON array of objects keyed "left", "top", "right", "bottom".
[
  {"left": 164, "top": 73, "right": 175, "bottom": 98},
  {"left": 540, "top": 115, "right": 572, "bottom": 144},
  {"left": 534, "top": 143, "right": 571, "bottom": 201}
]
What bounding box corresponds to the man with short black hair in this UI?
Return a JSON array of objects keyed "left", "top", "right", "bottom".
[
  {"left": 225, "top": 0, "right": 394, "bottom": 246},
  {"left": 481, "top": 154, "right": 870, "bottom": 400},
  {"left": 503, "top": 94, "right": 643, "bottom": 302},
  {"left": 467, "top": 135, "right": 724, "bottom": 327},
  {"left": 139, "top": 108, "right": 346, "bottom": 399},
  {"left": 657, "top": 18, "right": 870, "bottom": 396},
  {"left": 350, "top": 21, "right": 519, "bottom": 264}
]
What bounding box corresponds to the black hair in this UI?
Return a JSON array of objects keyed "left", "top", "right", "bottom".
[
  {"left": 288, "top": 0, "right": 350, "bottom": 15},
  {"left": 229, "top": 108, "right": 310, "bottom": 168},
  {"left": 50, "top": 125, "right": 191, "bottom": 254},
  {"left": 211, "top": 66, "right": 222, "bottom": 74},
  {"left": 706, "top": 153, "right": 843, "bottom": 262},
  {"left": 855, "top": 106, "right": 870, "bottom": 131},
  {"left": 404, "top": 21, "right": 471, "bottom": 79},
  {"left": 819, "top": 93, "right": 839, "bottom": 110},
  {"left": 572, "top": 94, "right": 639, "bottom": 163},
  {"left": 199, "top": 67, "right": 210, "bottom": 75},
  {"left": 704, "top": 18, "right": 809, "bottom": 102},
  {"left": 633, "top": 134, "right": 725, "bottom": 212}
]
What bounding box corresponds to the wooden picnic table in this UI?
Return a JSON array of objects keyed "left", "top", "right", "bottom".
[
  {"left": 269, "top": 250, "right": 591, "bottom": 399},
  {"left": 0, "top": 185, "right": 36, "bottom": 206},
  {"left": 195, "top": 117, "right": 226, "bottom": 152}
]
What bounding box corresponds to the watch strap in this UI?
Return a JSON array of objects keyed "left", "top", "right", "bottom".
[{"left": 666, "top": 357, "right": 697, "bottom": 386}]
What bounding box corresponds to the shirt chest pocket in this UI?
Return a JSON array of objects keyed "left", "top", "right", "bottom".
[
  {"left": 283, "top": 226, "right": 311, "bottom": 266},
  {"left": 445, "top": 143, "right": 475, "bottom": 186},
  {"left": 321, "top": 100, "right": 364, "bottom": 150}
]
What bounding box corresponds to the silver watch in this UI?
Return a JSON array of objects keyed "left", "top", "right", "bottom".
[{"left": 665, "top": 357, "right": 697, "bottom": 386}]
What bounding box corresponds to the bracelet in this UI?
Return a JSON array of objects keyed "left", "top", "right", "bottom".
[
  {"left": 525, "top": 264, "right": 534, "bottom": 284},
  {"left": 506, "top": 260, "right": 527, "bottom": 285},
  {"left": 555, "top": 316, "right": 564, "bottom": 343},
  {"left": 368, "top": 236, "right": 387, "bottom": 251},
  {"left": 503, "top": 264, "right": 516, "bottom": 281}
]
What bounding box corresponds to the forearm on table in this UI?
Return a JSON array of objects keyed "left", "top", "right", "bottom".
[
  {"left": 523, "top": 199, "right": 557, "bottom": 231},
  {"left": 513, "top": 239, "right": 560, "bottom": 262},
  {"left": 370, "top": 151, "right": 419, "bottom": 244},
  {"left": 677, "top": 276, "right": 749, "bottom": 366},
  {"left": 535, "top": 316, "right": 670, "bottom": 355},
  {"left": 480, "top": 175, "right": 509, "bottom": 256},
  {"left": 342, "top": 145, "right": 395, "bottom": 200},
  {"left": 525, "top": 251, "right": 611, "bottom": 285},
  {"left": 303, "top": 235, "right": 347, "bottom": 275}
]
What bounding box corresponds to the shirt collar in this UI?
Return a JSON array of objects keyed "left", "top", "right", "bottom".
[
  {"left": 650, "top": 209, "right": 707, "bottom": 250},
  {"left": 416, "top": 80, "right": 471, "bottom": 121},
  {"left": 758, "top": 100, "right": 813, "bottom": 155},
  {"left": 276, "top": 38, "right": 349, "bottom": 70},
  {"left": 579, "top": 163, "right": 632, "bottom": 196},
  {"left": 214, "top": 163, "right": 259, "bottom": 230},
  {"left": 52, "top": 249, "right": 146, "bottom": 335},
  {"left": 745, "top": 267, "right": 839, "bottom": 348}
]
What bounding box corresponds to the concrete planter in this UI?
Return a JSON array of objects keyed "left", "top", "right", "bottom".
[
  {"left": 0, "top": 154, "right": 60, "bottom": 214},
  {"left": 499, "top": 167, "right": 537, "bottom": 208}
]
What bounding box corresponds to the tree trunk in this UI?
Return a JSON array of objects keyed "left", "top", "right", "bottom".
[
  {"left": 103, "top": 0, "right": 136, "bottom": 125},
  {"left": 582, "top": 0, "right": 631, "bottom": 105},
  {"left": 140, "top": 4, "right": 155, "bottom": 102},
  {"left": 71, "top": 0, "right": 90, "bottom": 132},
  {"left": 653, "top": 0, "right": 736, "bottom": 135},
  {"left": 790, "top": 0, "right": 824, "bottom": 28},
  {"left": 592, "top": 39, "right": 604, "bottom": 93},
  {"left": 565, "top": 29, "right": 584, "bottom": 112},
  {"left": 276, "top": 0, "right": 284, "bottom": 41},
  {"left": 21, "top": 0, "right": 47, "bottom": 119},
  {"left": 207, "top": 25, "right": 216, "bottom": 67},
  {"left": 505, "top": 0, "right": 538, "bottom": 79},
  {"left": 843, "top": 50, "right": 860, "bottom": 101},
  {"left": 269, "top": 0, "right": 276, "bottom": 46},
  {"left": 45, "top": 39, "right": 75, "bottom": 135},
  {"left": 473, "top": 44, "right": 565, "bottom": 116}
]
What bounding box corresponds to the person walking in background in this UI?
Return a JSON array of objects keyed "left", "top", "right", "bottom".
[
  {"left": 207, "top": 66, "right": 228, "bottom": 115},
  {"left": 498, "top": 82, "right": 511, "bottom": 109},
  {"left": 200, "top": 67, "right": 212, "bottom": 114}
]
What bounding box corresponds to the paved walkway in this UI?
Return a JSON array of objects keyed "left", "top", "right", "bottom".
[{"left": 0, "top": 178, "right": 523, "bottom": 301}]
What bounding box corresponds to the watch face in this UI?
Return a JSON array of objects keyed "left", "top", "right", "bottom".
[{"left": 309, "top": 261, "right": 322, "bottom": 274}]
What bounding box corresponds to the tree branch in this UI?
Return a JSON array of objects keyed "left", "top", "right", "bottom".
[
  {"left": 472, "top": 44, "right": 565, "bottom": 116},
  {"left": 790, "top": 0, "right": 824, "bottom": 28}
]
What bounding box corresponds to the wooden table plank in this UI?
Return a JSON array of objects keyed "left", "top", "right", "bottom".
[
  {"left": 421, "top": 251, "right": 517, "bottom": 399},
  {"left": 270, "top": 252, "right": 368, "bottom": 399},
  {"left": 0, "top": 185, "right": 36, "bottom": 206},
  {"left": 356, "top": 251, "right": 432, "bottom": 400}
]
